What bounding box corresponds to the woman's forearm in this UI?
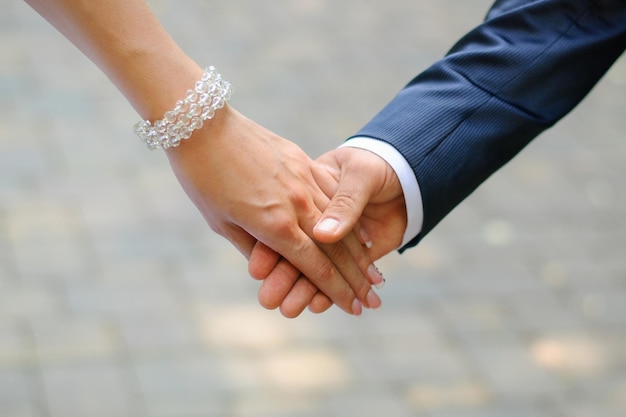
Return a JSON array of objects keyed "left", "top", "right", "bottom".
[
  {"left": 24, "top": 0, "right": 202, "bottom": 120},
  {"left": 22, "top": 0, "right": 381, "bottom": 317}
]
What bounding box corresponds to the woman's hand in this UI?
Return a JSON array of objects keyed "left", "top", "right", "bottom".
[
  {"left": 166, "top": 106, "right": 381, "bottom": 316},
  {"left": 250, "top": 146, "right": 407, "bottom": 317}
]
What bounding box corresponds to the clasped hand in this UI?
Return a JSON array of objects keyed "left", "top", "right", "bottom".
[{"left": 167, "top": 105, "right": 407, "bottom": 317}]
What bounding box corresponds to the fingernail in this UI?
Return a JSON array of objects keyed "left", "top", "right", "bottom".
[
  {"left": 360, "top": 227, "right": 372, "bottom": 248},
  {"left": 366, "top": 289, "right": 382, "bottom": 310},
  {"left": 315, "top": 218, "right": 340, "bottom": 234},
  {"left": 352, "top": 299, "right": 363, "bottom": 316},
  {"left": 368, "top": 264, "right": 385, "bottom": 289}
]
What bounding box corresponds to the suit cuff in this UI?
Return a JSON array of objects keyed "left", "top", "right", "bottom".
[{"left": 340, "top": 137, "right": 423, "bottom": 248}]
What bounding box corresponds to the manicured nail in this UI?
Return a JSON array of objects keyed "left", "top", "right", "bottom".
[
  {"left": 368, "top": 264, "right": 385, "bottom": 289},
  {"left": 315, "top": 218, "right": 340, "bottom": 234},
  {"left": 352, "top": 299, "right": 363, "bottom": 316},
  {"left": 360, "top": 227, "right": 372, "bottom": 248},
  {"left": 366, "top": 289, "right": 382, "bottom": 310}
]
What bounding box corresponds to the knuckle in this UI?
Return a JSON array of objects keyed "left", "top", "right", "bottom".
[
  {"left": 266, "top": 211, "right": 298, "bottom": 238},
  {"left": 324, "top": 241, "right": 371, "bottom": 302},
  {"left": 330, "top": 193, "right": 358, "bottom": 214},
  {"left": 324, "top": 242, "right": 351, "bottom": 268},
  {"left": 352, "top": 248, "right": 371, "bottom": 270},
  {"left": 288, "top": 187, "right": 310, "bottom": 210},
  {"left": 310, "top": 259, "right": 336, "bottom": 285},
  {"left": 309, "top": 294, "right": 333, "bottom": 314},
  {"left": 353, "top": 278, "right": 372, "bottom": 301}
]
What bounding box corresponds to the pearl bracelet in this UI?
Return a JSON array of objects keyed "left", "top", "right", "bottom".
[{"left": 133, "top": 66, "right": 233, "bottom": 150}]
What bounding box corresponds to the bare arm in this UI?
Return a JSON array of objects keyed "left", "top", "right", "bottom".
[
  {"left": 24, "top": 0, "right": 382, "bottom": 316},
  {"left": 24, "top": 0, "right": 201, "bottom": 120}
]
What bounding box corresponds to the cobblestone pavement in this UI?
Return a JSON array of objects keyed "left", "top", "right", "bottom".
[{"left": 1, "top": 1, "right": 625, "bottom": 416}]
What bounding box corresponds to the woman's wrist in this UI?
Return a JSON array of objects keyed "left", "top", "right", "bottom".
[{"left": 134, "top": 66, "right": 233, "bottom": 150}]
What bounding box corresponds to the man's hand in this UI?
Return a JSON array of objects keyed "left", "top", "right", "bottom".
[
  {"left": 166, "top": 106, "right": 380, "bottom": 316},
  {"left": 252, "top": 146, "right": 408, "bottom": 317},
  {"left": 313, "top": 146, "right": 407, "bottom": 259}
]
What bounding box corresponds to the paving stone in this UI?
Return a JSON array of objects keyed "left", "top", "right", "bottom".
[
  {"left": 118, "top": 311, "right": 201, "bottom": 354},
  {"left": 40, "top": 363, "right": 142, "bottom": 417},
  {"left": 0, "top": 405, "right": 42, "bottom": 417},
  {"left": 468, "top": 342, "right": 563, "bottom": 403},
  {"left": 0, "top": 370, "right": 40, "bottom": 414},
  {"left": 132, "top": 355, "right": 231, "bottom": 415},
  {"left": 0, "top": 325, "right": 36, "bottom": 367},
  {"left": 1, "top": 0, "right": 625, "bottom": 416},
  {"left": 64, "top": 279, "right": 183, "bottom": 318},
  {"left": 0, "top": 284, "right": 63, "bottom": 324},
  {"left": 29, "top": 317, "right": 123, "bottom": 365},
  {"left": 322, "top": 387, "right": 415, "bottom": 417}
]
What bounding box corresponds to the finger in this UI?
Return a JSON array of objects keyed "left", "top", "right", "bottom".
[
  {"left": 253, "top": 184, "right": 364, "bottom": 315},
  {"left": 311, "top": 158, "right": 373, "bottom": 249},
  {"left": 306, "top": 171, "right": 383, "bottom": 305},
  {"left": 261, "top": 260, "right": 330, "bottom": 316},
  {"left": 217, "top": 223, "right": 259, "bottom": 258},
  {"left": 313, "top": 166, "right": 375, "bottom": 245},
  {"left": 249, "top": 222, "right": 379, "bottom": 312},
  {"left": 295, "top": 206, "right": 379, "bottom": 312},
  {"left": 311, "top": 160, "right": 383, "bottom": 291},
  {"left": 334, "top": 228, "right": 385, "bottom": 292},
  {"left": 248, "top": 241, "right": 280, "bottom": 280},
  {"left": 257, "top": 258, "right": 300, "bottom": 310},
  {"left": 252, "top": 161, "right": 373, "bottom": 315},
  {"left": 278, "top": 275, "right": 320, "bottom": 318},
  {"left": 274, "top": 228, "right": 363, "bottom": 315},
  {"left": 354, "top": 220, "right": 372, "bottom": 249},
  {"left": 308, "top": 291, "right": 333, "bottom": 314}
]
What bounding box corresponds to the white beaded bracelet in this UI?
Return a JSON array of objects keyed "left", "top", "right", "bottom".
[{"left": 133, "top": 66, "right": 233, "bottom": 150}]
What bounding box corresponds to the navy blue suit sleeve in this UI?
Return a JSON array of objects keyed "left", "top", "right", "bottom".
[{"left": 353, "top": 0, "right": 626, "bottom": 251}]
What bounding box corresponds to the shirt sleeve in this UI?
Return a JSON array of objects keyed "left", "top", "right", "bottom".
[{"left": 340, "top": 137, "right": 423, "bottom": 248}]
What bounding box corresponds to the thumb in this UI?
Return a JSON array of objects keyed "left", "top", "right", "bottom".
[{"left": 313, "top": 167, "right": 374, "bottom": 244}]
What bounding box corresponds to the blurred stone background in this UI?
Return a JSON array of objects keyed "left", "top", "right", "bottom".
[{"left": 0, "top": 0, "right": 625, "bottom": 416}]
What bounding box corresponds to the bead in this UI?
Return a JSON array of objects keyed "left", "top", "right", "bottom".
[
  {"left": 179, "top": 113, "right": 192, "bottom": 124},
  {"left": 201, "top": 106, "right": 215, "bottom": 119},
  {"left": 181, "top": 128, "right": 193, "bottom": 140},
  {"left": 211, "top": 96, "right": 224, "bottom": 108},
  {"left": 190, "top": 117, "right": 203, "bottom": 130},
  {"left": 166, "top": 123, "right": 180, "bottom": 136},
  {"left": 185, "top": 90, "right": 198, "bottom": 103},
  {"left": 154, "top": 120, "right": 166, "bottom": 133},
  {"left": 133, "top": 66, "right": 232, "bottom": 150},
  {"left": 163, "top": 110, "right": 176, "bottom": 122},
  {"left": 199, "top": 93, "right": 210, "bottom": 105},
  {"left": 189, "top": 103, "right": 202, "bottom": 117}
]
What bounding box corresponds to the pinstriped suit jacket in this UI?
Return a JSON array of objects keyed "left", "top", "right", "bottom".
[{"left": 353, "top": 0, "right": 626, "bottom": 251}]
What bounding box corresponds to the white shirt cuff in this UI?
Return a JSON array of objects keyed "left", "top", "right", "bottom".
[{"left": 339, "top": 137, "right": 423, "bottom": 248}]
